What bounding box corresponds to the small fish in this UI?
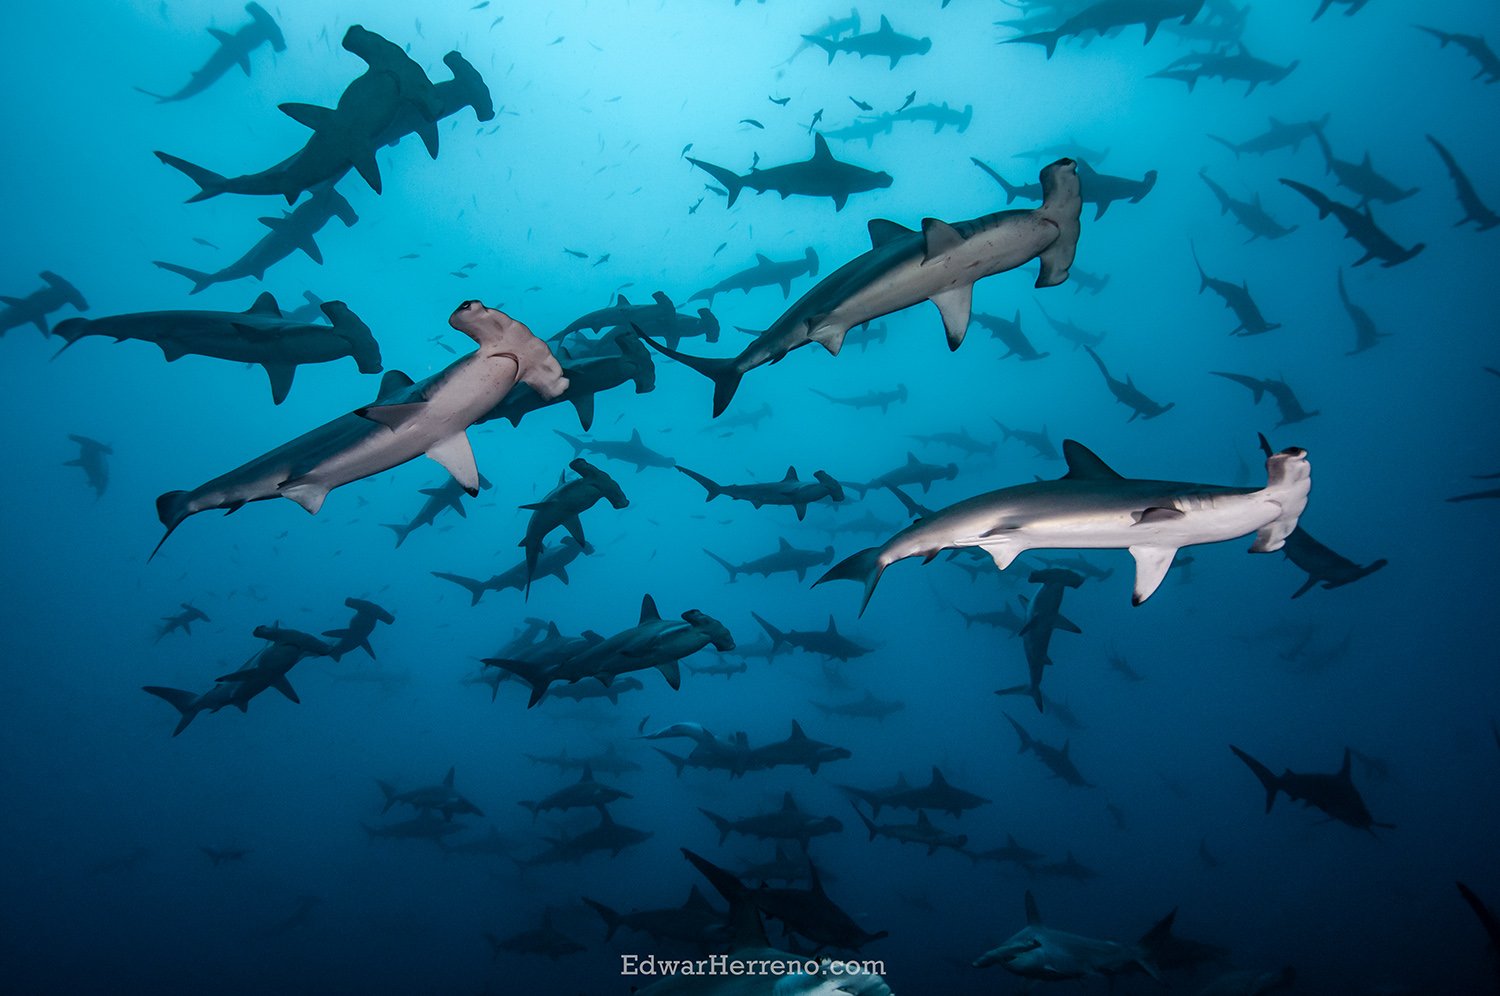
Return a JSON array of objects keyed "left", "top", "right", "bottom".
[
  {"left": 525, "top": 285, "right": 542, "bottom": 292},
  {"left": 899, "top": 90, "right": 916, "bottom": 111},
  {"left": 769, "top": 96, "right": 791, "bottom": 106},
  {"left": 549, "top": 35, "right": 564, "bottom": 45},
  {"left": 399, "top": 252, "right": 420, "bottom": 260},
  {"left": 461, "top": 262, "right": 477, "bottom": 270},
  {"left": 706, "top": 185, "right": 727, "bottom": 197},
  {"left": 714, "top": 242, "right": 728, "bottom": 256},
  {"left": 850, "top": 97, "right": 872, "bottom": 111},
  {"left": 593, "top": 254, "right": 611, "bottom": 267},
  {"left": 688, "top": 196, "right": 704, "bottom": 214},
  {"left": 449, "top": 271, "right": 469, "bottom": 278},
  {"left": 472, "top": 1, "right": 489, "bottom": 8},
  {"left": 681, "top": 142, "right": 694, "bottom": 157},
  {"left": 806, "top": 108, "right": 823, "bottom": 134},
  {"left": 605, "top": 95, "right": 621, "bottom": 102},
  {"left": 740, "top": 118, "right": 764, "bottom": 129},
  {"left": 414, "top": 18, "right": 423, "bottom": 36},
  {"left": 490, "top": 16, "right": 503, "bottom": 28},
  {"left": 563, "top": 248, "right": 588, "bottom": 258},
  {"left": 427, "top": 335, "right": 457, "bottom": 354},
  {"left": 192, "top": 237, "right": 219, "bottom": 249}
]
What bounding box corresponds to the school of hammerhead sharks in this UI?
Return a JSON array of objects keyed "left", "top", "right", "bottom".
[{"left": 9, "top": 0, "right": 1500, "bottom": 992}]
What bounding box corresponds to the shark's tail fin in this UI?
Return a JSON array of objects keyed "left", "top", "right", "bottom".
[
  {"left": 154, "top": 152, "right": 228, "bottom": 203},
  {"left": 582, "top": 898, "right": 624, "bottom": 941},
  {"left": 1004, "top": 29, "right": 1063, "bottom": 59},
  {"left": 703, "top": 549, "right": 741, "bottom": 582},
  {"left": 698, "top": 808, "right": 734, "bottom": 845},
  {"left": 142, "top": 686, "right": 198, "bottom": 736},
  {"left": 1206, "top": 134, "right": 1241, "bottom": 159},
  {"left": 1230, "top": 745, "right": 1282, "bottom": 812},
  {"left": 814, "top": 547, "right": 886, "bottom": 616},
  {"left": 1035, "top": 159, "right": 1081, "bottom": 287},
  {"left": 654, "top": 748, "right": 689, "bottom": 777},
  {"left": 1133, "top": 908, "right": 1177, "bottom": 984},
  {"left": 483, "top": 658, "right": 553, "bottom": 707},
  {"left": 152, "top": 261, "right": 215, "bottom": 296},
  {"left": 686, "top": 157, "right": 746, "bottom": 207},
  {"left": 151, "top": 491, "right": 196, "bottom": 561},
  {"left": 638, "top": 335, "right": 744, "bottom": 417},
  {"left": 853, "top": 804, "right": 879, "bottom": 841},
  {"left": 431, "top": 572, "right": 488, "bottom": 607},
  {"left": 800, "top": 34, "right": 839, "bottom": 64},
  {"left": 1004, "top": 714, "right": 1035, "bottom": 754},
  {"left": 751, "top": 612, "right": 787, "bottom": 651},
  {"left": 677, "top": 466, "right": 725, "bottom": 501},
  {"left": 996, "top": 684, "right": 1044, "bottom": 713},
  {"left": 970, "top": 157, "right": 1024, "bottom": 203},
  {"left": 375, "top": 779, "right": 398, "bottom": 813},
  {"left": 380, "top": 523, "right": 412, "bottom": 548},
  {"left": 553, "top": 429, "right": 587, "bottom": 455}
]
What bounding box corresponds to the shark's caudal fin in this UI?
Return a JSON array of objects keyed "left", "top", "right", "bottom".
[
  {"left": 150, "top": 490, "right": 199, "bottom": 561},
  {"left": 853, "top": 804, "right": 879, "bottom": 841},
  {"left": 142, "top": 686, "right": 198, "bottom": 736},
  {"left": 431, "top": 572, "right": 488, "bottom": 606},
  {"left": 553, "top": 429, "right": 587, "bottom": 455},
  {"left": 638, "top": 335, "right": 744, "bottom": 417},
  {"left": 154, "top": 152, "right": 228, "bottom": 202},
  {"left": 970, "top": 157, "right": 1025, "bottom": 203},
  {"left": 1230, "top": 745, "right": 1282, "bottom": 813},
  {"left": 1004, "top": 29, "right": 1063, "bottom": 59},
  {"left": 677, "top": 466, "right": 725, "bottom": 500},
  {"left": 996, "top": 684, "right": 1044, "bottom": 713},
  {"left": 1004, "top": 714, "right": 1035, "bottom": 754},
  {"left": 1035, "top": 159, "right": 1081, "bottom": 288},
  {"left": 380, "top": 523, "right": 413, "bottom": 548},
  {"left": 751, "top": 612, "right": 787, "bottom": 650},
  {"left": 698, "top": 809, "right": 734, "bottom": 845},
  {"left": 152, "top": 261, "right": 216, "bottom": 295},
  {"left": 814, "top": 547, "right": 886, "bottom": 616},
  {"left": 703, "top": 549, "right": 741, "bottom": 582},
  {"left": 582, "top": 898, "right": 624, "bottom": 941},
  {"left": 483, "top": 658, "right": 552, "bottom": 707},
  {"left": 654, "top": 747, "right": 689, "bottom": 777},
  {"left": 1133, "top": 908, "right": 1177, "bottom": 983},
  {"left": 686, "top": 157, "right": 747, "bottom": 207}
]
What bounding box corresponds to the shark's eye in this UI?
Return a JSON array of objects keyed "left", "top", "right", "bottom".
[{"left": 458, "top": 300, "right": 476, "bottom": 312}]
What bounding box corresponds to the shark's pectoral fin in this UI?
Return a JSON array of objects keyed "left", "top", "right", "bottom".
[
  {"left": 571, "top": 393, "right": 596, "bottom": 431},
  {"left": 415, "top": 120, "right": 440, "bottom": 159},
  {"left": 262, "top": 362, "right": 296, "bottom": 405},
  {"left": 1054, "top": 613, "right": 1082, "bottom": 634},
  {"left": 930, "top": 285, "right": 973, "bottom": 351},
  {"left": 280, "top": 480, "right": 330, "bottom": 515},
  {"left": 280, "top": 102, "right": 334, "bottom": 130},
  {"left": 562, "top": 515, "right": 586, "bottom": 544},
  {"left": 427, "top": 433, "right": 480, "bottom": 493},
  {"left": 271, "top": 675, "right": 300, "bottom": 703},
  {"left": 352, "top": 151, "right": 383, "bottom": 194},
  {"left": 1127, "top": 545, "right": 1177, "bottom": 606},
  {"left": 298, "top": 233, "right": 324, "bottom": 265},
  {"left": 357, "top": 402, "right": 426, "bottom": 430}
]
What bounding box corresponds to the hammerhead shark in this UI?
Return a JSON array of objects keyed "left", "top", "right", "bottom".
[
  {"left": 54, "top": 293, "right": 381, "bottom": 404},
  {"left": 153, "top": 301, "right": 566, "bottom": 556},
  {"left": 1230, "top": 745, "right": 1394, "bottom": 833},
  {"left": 974, "top": 892, "right": 1176, "bottom": 983},
  {"left": 647, "top": 158, "right": 1080, "bottom": 416},
  {"left": 687, "top": 133, "right": 892, "bottom": 212},
  {"left": 136, "top": 2, "right": 286, "bottom": 103},
  {"left": 818, "top": 438, "right": 1310, "bottom": 610},
  {"left": 0, "top": 271, "right": 88, "bottom": 336}
]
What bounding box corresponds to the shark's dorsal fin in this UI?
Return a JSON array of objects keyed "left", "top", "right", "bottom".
[
  {"left": 246, "top": 292, "right": 281, "bottom": 316},
  {"left": 599, "top": 808, "right": 616, "bottom": 825},
  {"left": 374, "top": 371, "right": 415, "bottom": 401},
  {"left": 443, "top": 766, "right": 455, "bottom": 787},
  {"left": 789, "top": 720, "right": 807, "bottom": 740},
  {"left": 1060, "top": 440, "right": 1123, "bottom": 481},
  {"left": 878, "top": 14, "right": 892, "bottom": 32},
  {"left": 652, "top": 290, "right": 674, "bottom": 309},
  {"left": 931, "top": 766, "right": 948, "bottom": 786},
  {"left": 826, "top": 615, "right": 839, "bottom": 634},
  {"left": 1338, "top": 748, "right": 1352, "bottom": 781},
  {"left": 640, "top": 594, "right": 661, "bottom": 623},
  {"left": 616, "top": 294, "right": 630, "bottom": 307},
  {"left": 683, "top": 885, "right": 713, "bottom": 911},
  {"left": 755, "top": 253, "right": 773, "bottom": 265},
  {"left": 629, "top": 428, "right": 641, "bottom": 444},
  {"left": 1025, "top": 891, "right": 1042, "bottom": 925},
  {"left": 781, "top": 791, "right": 798, "bottom": 811},
  {"left": 579, "top": 763, "right": 594, "bottom": 782},
  {"left": 868, "top": 218, "right": 915, "bottom": 248},
  {"left": 778, "top": 537, "right": 792, "bottom": 551},
  {"left": 895, "top": 773, "right": 910, "bottom": 789},
  {"left": 782, "top": 466, "right": 799, "bottom": 481},
  {"left": 917, "top": 810, "right": 933, "bottom": 828},
  {"left": 811, "top": 134, "right": 834, "bottom": 161}
]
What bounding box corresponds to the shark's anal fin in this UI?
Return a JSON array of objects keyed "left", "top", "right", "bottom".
[
  {"left": 1127, "top": 546, "right": 1177, "bottom": 606},
  {"left": 427, "top": 433, "right": 480, "bottom": 493}
]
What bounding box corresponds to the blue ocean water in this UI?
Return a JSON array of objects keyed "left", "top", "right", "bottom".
[{"left": 2, "top": 0, "right": 1498, "bottom": 992}]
